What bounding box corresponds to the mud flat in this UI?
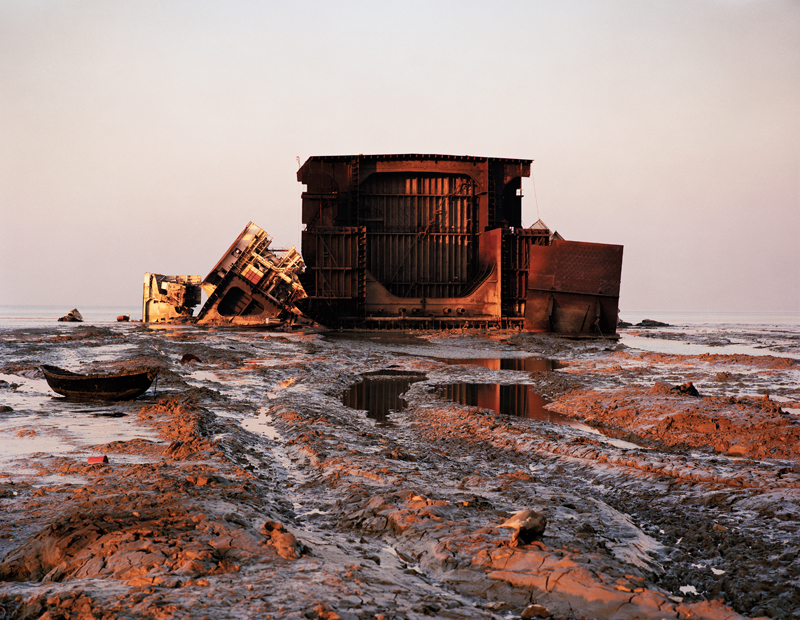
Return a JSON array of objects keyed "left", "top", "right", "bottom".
[{"left": 1, "top": 321, "right": 799, "bottom": 619}]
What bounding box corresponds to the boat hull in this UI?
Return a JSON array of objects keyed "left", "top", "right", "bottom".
[{"left": 40, "top": 365, "right": 158, "bottom": 401}]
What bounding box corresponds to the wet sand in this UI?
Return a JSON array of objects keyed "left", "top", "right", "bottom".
[{"left": 0, "top": 322, "right": 798, "bottom": 619}]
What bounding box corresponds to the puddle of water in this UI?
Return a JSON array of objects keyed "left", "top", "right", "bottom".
[
  {"left": 0, "top": 374, "right": 54, "bottom": 413},
  {"left": 341, "top": 372, "right": 427, "bottom": 423},
  {"left": 0, "top": 417, "right": 75, "bottom": 459},
  {"left": 0, "top": 375, "right": 163, "bottom": 477},
  {"left": 436, "top": 383, "right": 558, "bottom": 421},
  {"left": 242, "top": 409, "right": 282, "bottom": 441},
  {"left": 436, "top": 357, "right": 564, "bottom": 372},
  {"left": 298, "top": 507, "right": 329, "bottom": 517},
  {"left": 186, "top": 370, "right": 224, "bottom": 384},
  {"left": 34, "top": 474, "right": 91, "bottom": 486},
  {"left": 243, "top": 357, "right": 283, "bottom": 367},
  {"left": 770, "top": 395, "right": 800, "bottom": 415},
  {"left": 436, "top": 382, "right": 644, "bottom": 450}
]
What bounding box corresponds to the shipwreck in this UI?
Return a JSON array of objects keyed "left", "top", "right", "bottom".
[
  {"left": 195, "top": 222, "right": 307, "bottom": 326},
  {"left": 143, "top": 222, "right": 307, "bottom": 327},
  {"left": 297, "top": 154, "right": 623, "bottom": 336},
  {"left": 141, "top": 154, "right": 623, "bottom": 336},
  {"left": 142, "top": 274, "right": 202, "bottom": 323}
]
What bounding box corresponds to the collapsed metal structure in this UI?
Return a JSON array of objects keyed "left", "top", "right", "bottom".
[
  {"left": 196, "top": 222, "right": 306, "bottom": 326},
  {"left": 142, "top": 223, "right": 307, "bottom": 327},
  {"left": 298, "top": 154, "right": 623, "bottom": 335},
  {"left": 141, "top": 154, "right": 623, "bottom": 335},
  {"left": 142, "top": 274, "right": 202, "bottom": 323}
]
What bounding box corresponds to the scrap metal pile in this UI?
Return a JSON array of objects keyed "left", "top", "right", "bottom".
[
  {"left": 142, "top": 275, "right": 202, "bottom": 323},
  {"left": 143, "top": 222, "right": 307, "bottom": 327}
]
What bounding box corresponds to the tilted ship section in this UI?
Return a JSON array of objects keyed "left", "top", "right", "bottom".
[
  {"left": 142, "top": 222, "right": 307, "bottom": 327},
  {"left": 298, "top": 154, "right": 623, "bottom": 336},
  {"left": 196, "top": 222, "right": 307, "bottom": 327}
]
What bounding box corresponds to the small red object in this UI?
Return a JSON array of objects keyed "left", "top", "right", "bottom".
[{"left": 88, "top": 455, "right": 109, "bottom": 464}]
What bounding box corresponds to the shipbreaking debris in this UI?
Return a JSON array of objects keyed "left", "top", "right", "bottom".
[
  {"left": 195, "top": 222, "right": 307, "bottom": 327},
  {"left": 297, "top": 153, "right": 623, "bottom": 335},
  {"left": 142, "top": 223, "right": 307, "bottom": 327},
  {"left": 57, "top": 308, "right": 83, "bottom": 322},
  {"left": 139, "top": 153, "right": 622, "bottom": 336},
  {"left": 142, "top": 274, "right": 202, "bottom": 323}
]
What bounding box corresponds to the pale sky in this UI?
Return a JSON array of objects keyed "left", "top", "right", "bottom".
[{"left": 2, "top": 0, "right": 798, "bottom": 313}]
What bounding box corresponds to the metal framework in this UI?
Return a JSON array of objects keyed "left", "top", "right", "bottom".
[{"left": 298, "top": 154, "right": 623, "bottom": 335}]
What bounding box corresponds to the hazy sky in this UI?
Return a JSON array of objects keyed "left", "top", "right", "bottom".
[{"left": 2, "top": 0, "right": 798, "bottom": 313}]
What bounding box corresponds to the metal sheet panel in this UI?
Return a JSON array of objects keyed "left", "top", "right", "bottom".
[
  {"left": 527, "top": 240, "right": 623, "bottom": 297},
  {"left": 525, "top": 240, "right": 623, "bottom": 335}
]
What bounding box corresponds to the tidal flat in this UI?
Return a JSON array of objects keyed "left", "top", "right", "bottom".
[{"left": 1, "top": 321, "right": 799, "bottom": 620}]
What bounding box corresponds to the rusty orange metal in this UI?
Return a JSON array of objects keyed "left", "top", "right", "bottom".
[
  {"left": 297, "top": 154, "right": 623, "bottom": 336},
  {"left": 524, "top": 240, "right": 623, "bottom": 336}
]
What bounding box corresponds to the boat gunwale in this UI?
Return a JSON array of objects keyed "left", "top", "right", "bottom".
[{"left": 40, "top": 364, "right": 159, "bottom": 381}]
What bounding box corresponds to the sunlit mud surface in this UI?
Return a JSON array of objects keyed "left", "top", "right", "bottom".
[{"left": 1, "top": 321, "right": 799, "bottom": 619}]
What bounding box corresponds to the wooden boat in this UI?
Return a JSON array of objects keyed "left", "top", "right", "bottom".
[{"left": 40, "top": 365, "right": 159, "bottom": 401}]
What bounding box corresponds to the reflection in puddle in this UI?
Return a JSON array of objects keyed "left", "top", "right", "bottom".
[
  {"left": 243, "top": 409, "right": 282, "bottom": 441},
  {"left": 437, "top": 357, "right": 564, "bottom": 372},
  {"left": 436, "top": 383, "right": 559, "bottom": 421},
  {"left": 341, "top": 372, "right": 426, "bottom": 423},
  {"left": 771, "top": 396, "right": 800, "bottom": 416},
  {"left": 437, "top": 382, "right": 644, "bottom": 450}
]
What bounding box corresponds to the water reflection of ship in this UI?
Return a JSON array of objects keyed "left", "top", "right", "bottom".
[
  {"left": 438, "top": 383, "right": 646, "bottom": 449},
  {"left": 340, "top": 372, "right": 579, "bottom": 428},
  {"left": 435, "top": 357, "right": 564, "bottom": 372},
  {"left": 341, "top": 372, "right": 426, "bottom": 423},
  {"left": 439, "top": 383, "right": 599, "bottom": 432},
  {"left": 437, "top": 383, "right": 556, "bottom": 420}
]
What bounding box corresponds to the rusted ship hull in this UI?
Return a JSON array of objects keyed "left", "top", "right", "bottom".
[
  {"left": 297, "top": 154, "right": 623, "bottom": 335},
  {"left": 195, "top": 222, "right": 307, "bottom": 327},
  {"left": 524, "top": 240, "right": 623, "bottom": 337}
]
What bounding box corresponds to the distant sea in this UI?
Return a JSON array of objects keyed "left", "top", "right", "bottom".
[
  {"left": 617, "top": 310, "right": 800, "bottom": 326},
  {"left": 1, "top": 305, "right": 798, "bottom": 329},
  {"left": 0, "top": 305, "right": 141, "bottom": 327}
]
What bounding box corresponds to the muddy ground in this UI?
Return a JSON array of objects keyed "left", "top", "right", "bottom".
[{"left": 0, "top": 323, "right": 799, "bottom": 620}]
